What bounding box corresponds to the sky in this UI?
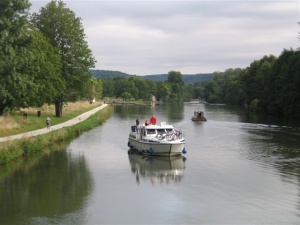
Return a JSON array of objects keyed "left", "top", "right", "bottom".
[{"left": 30, "top": 0, "right": 300, "bottom": 75}]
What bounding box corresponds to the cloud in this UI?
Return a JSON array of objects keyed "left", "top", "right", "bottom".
[{"left": 30, "top": 0, "right": 299, "bottom": 75}]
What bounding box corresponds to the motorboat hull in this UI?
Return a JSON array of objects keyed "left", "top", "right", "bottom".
[
  {"left": 128, "top": 135, "right": 185, "bottom": 156},
  {"left": 191, "top": 117, "right": 207, "bottom": 121}
]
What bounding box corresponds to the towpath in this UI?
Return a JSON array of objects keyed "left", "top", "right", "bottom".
[{"left": 0, "top": 104, "right": 108, "bottom": 143}]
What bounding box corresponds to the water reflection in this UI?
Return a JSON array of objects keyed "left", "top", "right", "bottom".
[
  {"left": 113, "top": 103, "right": 184, "bottom": 123},
  {"left": 0, "top": 151, "right": 93, "bottom": 225},
  {"left": 163, "top": 103, "right": 184, "bottom": 121},
  {"left": 239, "top": 123, "right": 300, "bottom": 217},
  {"left": 241, "top": 123, "right": 300, "bottom": 169},
  {"left": 128, "top": 154, "right": 186, "bottom": 185},
  {"left": 113, "top": 104, "right": 150, "bottom": 120}
]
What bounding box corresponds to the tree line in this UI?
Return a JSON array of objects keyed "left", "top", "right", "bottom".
[
  {"left": 194, "top": 49, "right": 300, "bottom": 119},
  {"left": 0, "top": 0, "right": 98, "bottom": 117},
  {"left": 102, "top": 71, "right": 185, "bottom": 103},
  {"left": 102, "top": 48, "right": 299, "bottom": 119}
]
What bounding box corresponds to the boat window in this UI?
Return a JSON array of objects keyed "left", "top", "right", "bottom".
[
  {"left": 166, "top": 128, "right": 173, "bottom": 133},
  {"left": 157, "top": 129, "right": 166, "bottom": 134},
  {"left": 146, "top": 129, "right": 156, "bottom": 134}
]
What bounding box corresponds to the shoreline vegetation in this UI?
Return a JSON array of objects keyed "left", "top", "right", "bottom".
[
  {"left": 0, "top": 101, "right": 114, "bottom": 165},
  {"left": 0, "top": 101, "right": 103, "bottom": 137}
]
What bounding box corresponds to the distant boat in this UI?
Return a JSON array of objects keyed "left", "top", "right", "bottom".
[
  {"left": 191, "top": 110, "right": 207, "bottom": 121},
  {"left": 128, "top": 122, "right": 186, "bottom": 156}
]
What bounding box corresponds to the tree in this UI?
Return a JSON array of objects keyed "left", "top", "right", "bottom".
[
  {"left": 24, "top": 29, "right": 63, "bottom": 107},
  {"left": 156, "top": 82, "right": 170, "bottom": 102},
  {"left": 267, "top": 49, "right": 300, "bottom": 118},
  {"left": 223, "top": 68, "right": 245, "bottom": 105},
  {"left": 203, "top": 80, "right": 220, "bottom": 103},
  {"left": 114, "top": 78, "right": 138, "bottom": 99},
  {"left": 83, "top": 78, "right": 103, "bottom": 104},
  {"left": 183, "top": 84, "right": 194, "bottom": 101},
  {"left": 102, "top": 79, "right": 115, "bottom": 97},
  {"left": 239, "top": 55, "right": 276, "bottom": 109},
  {"left": 32, "top": 0, "right": 96, "bottom": 117},
  {"left": 0, "top": 0, "right": 32, "bottom": 115},
  {"left": 166, "top": 71, "right": 184, "bottom": 102},
  {"left": 122, "top": 92, "right": 132, "bottom": 101}
]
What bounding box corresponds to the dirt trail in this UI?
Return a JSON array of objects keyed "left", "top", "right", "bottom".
[{"left": 0, "top": 104, "right": 108, "bottom": 143}]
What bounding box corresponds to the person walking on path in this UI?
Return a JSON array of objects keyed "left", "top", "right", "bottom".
[{"left": 46, "top": 117, "right": 51, "bottom": 129}]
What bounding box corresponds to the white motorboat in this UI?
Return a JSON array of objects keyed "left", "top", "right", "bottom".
[{"left": 128, "top": 122, "right": 186, "bottom": 156}]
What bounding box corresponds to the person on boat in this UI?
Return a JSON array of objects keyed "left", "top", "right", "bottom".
[
  {"left": 145, "top": 120, "right": 149, "bottom": 126},
  {"left": 149, "top": 114, "right": 156, "bottom": 125},
  {"left": 136, "top": 117, "right": 140, "bottom": 133}
]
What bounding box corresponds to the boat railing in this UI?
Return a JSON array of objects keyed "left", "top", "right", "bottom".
[{"left": 156, "top": 130, "right": 183, "bottom": 141}]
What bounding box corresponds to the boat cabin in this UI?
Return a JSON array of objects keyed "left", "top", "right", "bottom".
[
  {"left": 191, "top": 110, "right": 207, "bottom": 121},
  {"left": 141, "top": 127, "right": 174, "bottom": 137},
  {"left": 139, "top": 122, "right": 172, "bottom": 136},
  {"left": 194, "top": 110, "right": 204, "bottom": 118}
]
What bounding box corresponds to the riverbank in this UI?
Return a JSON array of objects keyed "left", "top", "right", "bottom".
[
  {"left": 0, "top": 104, "right": 114, "bottom": 165},
  {"left": 0, "top": 104, "right": 108, "bottom": 143},
  {"left": 0, "top": 101, "right": 103, "bottom": 137}
]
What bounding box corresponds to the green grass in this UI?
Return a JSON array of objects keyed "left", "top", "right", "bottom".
[
  {"left": 0, "top": 101, "right": 102, "bottom": 137},
  {"left": 0, "top": 105, "right": 114, "bottom": 165}
]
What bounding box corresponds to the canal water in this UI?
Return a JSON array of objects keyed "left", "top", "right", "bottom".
[{"left": 1, "top": 103, "right": 300, "bottom": 224}]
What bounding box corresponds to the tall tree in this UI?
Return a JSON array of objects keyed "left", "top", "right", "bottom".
[
  {"left": 23, "top": 29, "right": 63, "bottom": 107},
  {"left": 83, "top": 78, "right": 103, "bottom": 104},
  {"left": 156, "top": 82, "right": 170, "bottom": 102},
  {"left": 32, "top": 0, "right": 96, "bottom": 117},
  {"left": 0, "top": 0, "right": 32, "bottom": 115},
  {"left": 167, "top": 71, "right": 184, "bottom": 102},
  {"left": 102, "top": 79, "right": 115, "bottom": 97},
  {"left": 267, "top": 49, "right": 300, "bottom": 118}
]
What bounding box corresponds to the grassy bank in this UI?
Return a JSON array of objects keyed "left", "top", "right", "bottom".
[
  {"left": 0, "top": 105, "right": 114, "bottom": 165},
  {"left": 0, "top": 101, "right": 103, "bottom": 137}
]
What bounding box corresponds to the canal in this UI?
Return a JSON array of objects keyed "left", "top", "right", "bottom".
[{"left": 1, "top": 103, "right": 300, "bottom": 224}]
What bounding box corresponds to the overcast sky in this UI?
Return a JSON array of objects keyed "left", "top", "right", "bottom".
[{"left": 30, "top": 0, "right": 299, "bottom": 75}]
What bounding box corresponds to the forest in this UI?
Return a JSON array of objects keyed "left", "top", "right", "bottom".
[
  {"left": 198, "top": 49, "right": 300, "bottom": 118},
  {"left": 95, "top": 49, "right": 300, "bottom": 119},
  {"left": 1, "top": 0, "right": 299, "bottom": 119}
]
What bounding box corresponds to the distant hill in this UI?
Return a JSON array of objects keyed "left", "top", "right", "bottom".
[
  {"left": 90, "top": 69, "right": 213, "bottom": 84},
  {"left": 92, "top": 70, "right": 130, "bottom": 79},
  {"left": 143, "top": 74, "right": 214, "bottom": 84}
]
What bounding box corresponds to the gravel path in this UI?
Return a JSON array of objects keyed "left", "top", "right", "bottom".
[{"left": 0, "top": 104, "right": 108, "bottom": 143}]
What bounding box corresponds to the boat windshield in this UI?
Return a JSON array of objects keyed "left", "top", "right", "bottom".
[
  {"left": 146, "top": 129, "right": 156, "bottom": 134},
  {"left": 157, "top": 129, "right": 166, "bottom": 134},
  {"left": 166, "top": 128, "right": 173, "bottom": 133}
]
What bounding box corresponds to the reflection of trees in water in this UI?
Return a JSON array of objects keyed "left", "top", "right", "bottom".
[
  {"left": 242, "top": 125, "right": 300, "bottom": 216},
  {"left": 0, "top": 150, "right": 93, "bottom": 225},
  {"left": 164, "top": 103, "right": 184, "bottom": 122},
  {"left": 129, "top": 154, "right": 186, "bottom": 185},
  {"left": 114, "top": 104, "right": 150, "bottom": 120},
  {"left": 113, "top": 104, "right": 184, "bottom": 123}
]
